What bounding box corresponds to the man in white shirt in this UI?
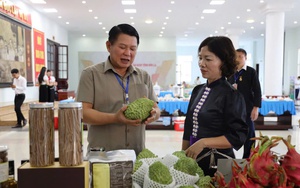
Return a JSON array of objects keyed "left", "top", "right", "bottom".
[{"left": 11, "top": 68, "right": 27, "bottom": 128}]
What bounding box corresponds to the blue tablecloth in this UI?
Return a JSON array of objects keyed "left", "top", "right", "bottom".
[
  {"left": 158, "top": 91, "right": 174, "bottom": 97},
  {"left": 259, "top": 100, "right": 296, "bottom": 116},
  {"left": 158, "top": 101, "right": 189, "bottom": 114}
]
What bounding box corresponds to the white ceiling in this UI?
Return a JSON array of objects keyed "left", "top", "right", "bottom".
[{"left": 17, "top": 0, "right": 300, "bottom": 45}]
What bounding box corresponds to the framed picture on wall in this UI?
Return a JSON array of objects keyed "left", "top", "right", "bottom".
[{"left": 0, "top": 14, "right": 33, "bottom": 88}]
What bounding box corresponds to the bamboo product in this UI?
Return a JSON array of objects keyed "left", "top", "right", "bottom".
[
  {"left": 29, "top": 103, "right": 55, "bottom": 167},
  {"left": 0, "top": 145, "right": 8, "bottom": 183},
  {"left": 58, "top": 102, "right": 83, "bottom": 166}
]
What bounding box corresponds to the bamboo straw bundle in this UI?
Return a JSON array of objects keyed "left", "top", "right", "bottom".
[
  {"left": 58, "top": 102, "right": 83, "bottom": 166},
  {"left": 29, "top": 103, "right": 54, "bottom": 167}
]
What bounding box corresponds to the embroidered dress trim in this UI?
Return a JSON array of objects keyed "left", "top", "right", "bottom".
[{"left": 191, "top": 87, "right": 211, "bottom": 138}]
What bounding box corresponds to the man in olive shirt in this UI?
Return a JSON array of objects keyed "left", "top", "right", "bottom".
[{"left": 76, "top": 24, "right": 160, "bottom": 155}]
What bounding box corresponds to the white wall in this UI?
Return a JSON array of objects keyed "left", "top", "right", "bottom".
[
  {"left": 0, "top": 1, "right": 68, "bottom": 104},
  {"left": 68, "top": 36, "right": 176, "bottom": 92}
]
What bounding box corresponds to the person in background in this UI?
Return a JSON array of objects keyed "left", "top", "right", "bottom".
[
  {"left": 182, "top": 36, "right": 248, "bottom": 177},
  {"left": 11, "top": 68, "right": 27, "bottom": 128},
  {"left": 194, "top": 76, "right": 201, "bottom": 85},
  {"left": 76, "top": 23, "right": 161, "bottom": 156},
  {"left": 37, "top": 67, "right": 49, "bottom": 102},
  {"left": 228, "top": 48, "right": 262, "bottom": 159},
  {"left": 294, "top": 76, "right": 300, "bottom": 100},
  {"left": 46, "top": 70, "right": 57, "bottom": 102}
]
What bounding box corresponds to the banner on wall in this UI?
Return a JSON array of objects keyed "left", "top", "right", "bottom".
[{"left": 33, "top": 28, "right": 45, "bottom": 84}]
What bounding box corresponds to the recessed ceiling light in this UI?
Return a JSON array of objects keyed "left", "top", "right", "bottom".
[
  {"left": 43, "top": 8, "right": 57, "bottom": 13},
  {"left": 159, "top": 34, "right": 163, "bottom": 37},
  {"left": 228, "top": 22, "right": 231, "bottom": 25},
  {"left": 251, "top": 26, "right": 254, "bottom": 29},
  {"left": 145, "top": 19, "right": 153, "bottom": 24},
  {"left": 124, "top": 9, "right": 136, "bottom": 13},
  {"left": 247, "top": 9, "right": 251, "bottom": 12},
  {"left": 82, "top": 34, "right": 86, "bottom": 37},
  {"left": 165, "top": 17, "right": 169, "bottom": 19},
  {"left": 294, "top": 21, "right": 298, "bottom": 24},
  {"left": 168, "top": 10, "right": 172, "bottom": 13},
  {"left": 122, "top": 0, "right": 135, "bottom": 5},
  {"left": 130, "top": 17, "right": 134, "bottom": 19},
  {"left": 94, "top": 16, "right": 98, "bottom": 19},
  {"left": 163, "top": 22, "right": 167, "bottom": 25},
  {"left": 220, "top": 26, "right": 225, "bottom": 29},
  {"left": 88, "top": 10, "right": 92, "bottom": 12},
  {"left": 261, "top": 33, "right": 264, "bottom": 36},
  {"left": 203, "top": 9, "right": 216, "bottom": 13},
  {"left": 105, "top": 31, "right": 109, "bottom": 34},
  {"left": 82, "top": 1, "right": 86, "bottom": 4},
  {"left": 66, "top": 22, "right": 69, "bottom": 24},
  {"left": 195, "top": 22, "right": 199, "bottom": 25},
  {"left": 160, "top": 31, "right": 164, "bottom": 34},
  {"left": 102, "top": 27, "right": 106, "bottom": 30},
  {"left": 261, "top": 21, "right": 264, "bottom": 24},
  {"left": 236, "top": 16, "right": 240, "bottom": 19},
  {"left": 98, "top": 22, "right": 102, "bottom": 25},
  {"left": 246, "top": 19, "right": 255, "bottom": 23},
  {"left": 201, "top": 16, "right": 204, "bottom": 19},
  {"left": 215, "top": 30, "right": 218, "bottom": 33},
  {"left": 210, "top": 0, "right": 225, "bottom": 5},
  {"left": 162, "top": 27, "right": 165, "bottom": 29},
  {"left": 30, "top": 0, "right": 46, "bottom": 4},
  {"left": 58, "top": 16, "right": 62, "bottom": 19},
  {"left": 184, "top": 34, "right": 188, "bottom": 37},
  {"left": 170, "top": 1, "right": 175, "bottom": 4},
  {"left": 131, "top": 22, "right": 135, "bottom": 25}
]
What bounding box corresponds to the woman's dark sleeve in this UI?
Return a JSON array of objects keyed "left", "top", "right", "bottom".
[{"left": 224, "top": 90, "right": 248, "bottom": 150}]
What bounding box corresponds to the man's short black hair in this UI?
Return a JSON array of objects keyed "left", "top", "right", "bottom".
[
  {"left": 11, "top": 68, "right": 19, "bottom": 74},
  {"left": 236, "top": 48, "right": 247, "bottom": 56}
]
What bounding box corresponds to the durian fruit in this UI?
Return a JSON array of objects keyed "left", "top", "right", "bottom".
[{"left": 124, "top": 98, "right": 154, "bottom": 121}]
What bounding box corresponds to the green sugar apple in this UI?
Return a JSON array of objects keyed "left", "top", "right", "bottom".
[{"left": 124, "top": 98, "right": 154, "bottom": 121}]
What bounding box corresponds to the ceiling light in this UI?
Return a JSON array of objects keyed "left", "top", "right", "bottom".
[
  {"left": 184, "top": 34, "right": 188, "bottom": 37},
  {"left": 43, "top": 8, "right": 57, "bottom": 13},
  {"left": 82, "top": 34, "right": 86, "bottom": 37},
  {"left": 145, "top": 20, "right": 153, "bottom": 24},
  {"left": 66, "top": 22, "right": 69, "bottom": 24},
  {"left": 170, "top": 1, "right": 175, "bottom": 4},
  {"left": 251, "top": 26, "right": 254, "bottom": 29},
  {"left": 102, "top": 27, "right": 106, "bottom": 30},
  {"left": 163, "top": 22, "right": 167, "bottom": 25},
  {"left": 162, "top": 27, "right": 165, "bottom": 29},
  {"left": 203, "top": 9, "right": 216, "bottom": 13},
  {"left": 165, "top": 17, "right": 169, "bottom": 19},
  {"left": 227, "top": 22, "right": 231, "bottom": 25},
  {"left": 210, "top": 0, "right": 225, "bottom": 5},
  {"left": 130, "top": 17, "right": 134, "bottom": 19},
  {"left": 246, "top": 19, "right": 255, "bottom": 23},
  {"left": 88, "top": 9, "right": 92, "bottom": 12},
  {"left": 98, "top": 22, "right": 102, "bottom": 25},
  {"left": 122, "top": 0, "right": 135, "bottom": 5},
  {"left": 220, "top": 26, "right": 225, "bottom": 29},
  {"left": 168, "top": 10, "right": 172, "bottom": 13},
  {"left": 294, "top": 21, "right": 298, "bottom": 24},
  {"left": 105, "top": 31, "right": 109, "bottom": 34},
  {"left": 159, "top": 34, "right": 163, "bottom": 37},
  {"left": 260, "top": 21, "right": 264, "bottom": 24},
  {"left": 236, "top": 16, "right": 240, "bottom": 19},
  {"left": 124, "top": 9, "right": 136, "bottom": 13},
  {"left": 131, "top": 22, "right": 135, "bottom": 25},
  {"left": 160, "top": 31, "right": 164, "bottom": 34},
  {"left": 58, "top": 16, "right": 62, "bottom": 18},
  {"left": 195, "top": 22, "right": 199, "bottom": 25},
  {"left": 247, "top": 9, "right": 251, "bottom": 12},
  {"left": 201, "top": 16, "right": 204, "bottom": 19},
  {"left": 30, "top": 0, "right": 46, "bottom": 4},
  {"left": 215, "top": 31, "right": 218, "bottom": 33},
  {"left": 82, "top": 1, "right": 86, "bottom": 4},
  {"left": 94, "top": 16, "right": 98, "bottom": 19},
  {"left": 261, "top": 33, "right": 264, "bottom": 36}
]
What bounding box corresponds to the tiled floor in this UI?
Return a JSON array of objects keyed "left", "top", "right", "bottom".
[{"left": 1, "top": 107, "right": 300, "bottom": 180}]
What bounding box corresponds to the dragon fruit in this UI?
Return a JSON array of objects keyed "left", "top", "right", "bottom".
[
  {"left": 247, "top": 135, "right": 282, "bottom": 187},
  {"left": 281, "top": 138, "right": 300, "bottom": 187}
]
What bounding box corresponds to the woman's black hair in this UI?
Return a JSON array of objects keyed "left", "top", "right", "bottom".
[
  {"left": 38, "top": 67, "right": 46, "bottom": 84},
  {"left": 198, "top": 36, "right": 237, "bottom": 78}
]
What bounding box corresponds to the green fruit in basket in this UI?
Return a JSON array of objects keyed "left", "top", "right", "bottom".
[
  {"left": 124, "top": 98, "right": 154, "bottom": 121},
  {"left": 133, "top": 160, "right": 143, "bottom": 173},
  {"left": 149, "top": 161, "right": 172, "bottom": 185},
  {"left": 174, "top": 157, "right": 198, "bottom": 176}
]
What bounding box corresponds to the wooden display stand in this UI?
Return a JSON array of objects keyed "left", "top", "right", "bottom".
[
  {"left": 254, "top": 111, "right": 293, "bottom": 130},
  {"left": 18, "top": 161, "right": 89, "bottom": 188},
  {"left": 57, "top": 90, "right": 75, "bottom": 101}
]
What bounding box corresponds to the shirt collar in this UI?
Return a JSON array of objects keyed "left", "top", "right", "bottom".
[
  {"left": 104, "top": 56, "right": 137, "bottom": 75},
  {"left": 238, "top": 64, "right": 247, "bottom": 72}
]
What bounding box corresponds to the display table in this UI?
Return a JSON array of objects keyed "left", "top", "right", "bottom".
[
  {"left": 157, "top": 100, "right": 189, "bottom": 114},
  {"left": 255, "top": 99, "right": 296, "bottom": 130},
  {"left": 158, "top": 91, "right": 174, "bottom": 97},
  {"left": 57, "top": 90, "right": 75, "bottom": 101}
]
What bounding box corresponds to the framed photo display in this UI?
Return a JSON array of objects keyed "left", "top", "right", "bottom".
[{"left": 0, "top": 13, "right": 33, "bottom": 88}]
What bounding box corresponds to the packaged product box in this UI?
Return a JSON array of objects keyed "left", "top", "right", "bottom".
[
  {"left": 87, "top": 149, "right": 136, "bottom": 188},
  {"left": 18, "top": 161, "right": 89, "bottom": 188}
]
